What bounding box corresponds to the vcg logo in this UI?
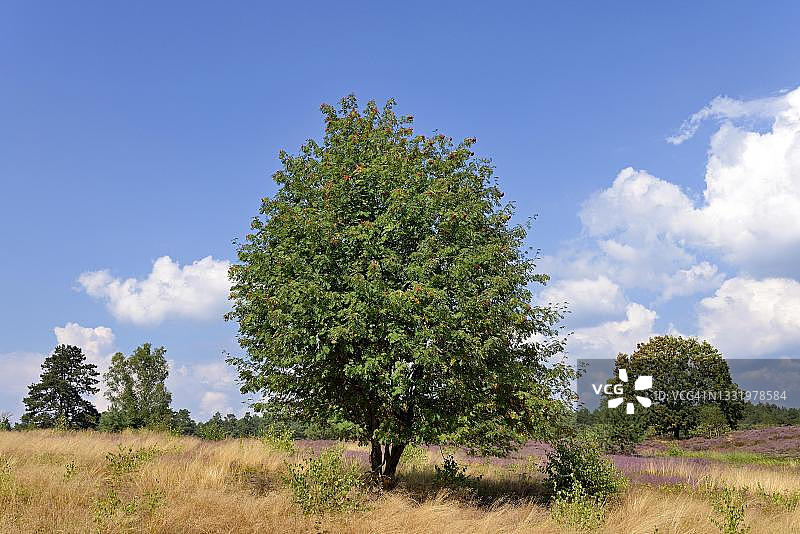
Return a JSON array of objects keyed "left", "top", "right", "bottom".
[{"left": 592, "top": 368, "right": 653, "bottom": 415}]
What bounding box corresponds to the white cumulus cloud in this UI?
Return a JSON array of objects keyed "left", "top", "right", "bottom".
[
  {"left": 572, "top": 86, "right": 800, "bottom": 287},
  {"left": 698, "top": 277, "right": 800, "bottom": 357},
  {"left": 660, "top": 262, "right": 725, "bottom": 301},
  {"left": 568, "top": 303, "right": 658, "bottom": 359},
  {"left": 79, "top": 255, "right": 231, "bottom": 325},
  {"left": 539, "top": 276, "right": 627, "bottom": 327},
  {"left": 199, "top": 391, "right": 233, "bottom": 418},
  {"left": 53, "top": 323, "right": 115, "bottom": 367}
]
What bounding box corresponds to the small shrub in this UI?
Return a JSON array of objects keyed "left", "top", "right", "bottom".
[
  {"left": 141, "top": 488, "right": 166, "bottom": 513},
  {"left": 229, "top": 461, "right": 275, "bottom": 496},
  {"left": 105, "top": 446, "right": 160, "bottom": 479},
  {"left": 92, "top": 488, "right": 160, "bottom": 523},
  {"left": 710, "top": 486, "right": 750, "bottom": 534},
  {"left": 93, "top": 488, "right": 122, "bottom": 522},
  {"left": 63, "top": 460, "right": 77, "bottom": 480},
  {"left": 0, "top": 456, "right": 12, "bottom": 482},
  {"left": 93, "top": 484, "right": 165, "bottom": 525},
  {"left": 753, "top": 483, "right": 800, "bottom": 511},
  {"left": 55, "top": 414, "right": 70, "bottom": 431},
  {"left": 259, "top": 425, "right": 295, "bottom": 453},
  {"left": 399, "top": 444, "right": 429, "bottom": 471},
  {"left": 525, "top": 454, "right": 543, "bottom": 474},
  {"left": 543, "top": 438, "right": 626, "bottom": 502},
  {"left": 0, "top": 456, "right": 29, "bottom": 502},
  {"left": 285, "top": 445, "right": 366, "bottom": 514},
  {"left": 0, "top": 416, "right": 11, "bottom": 431},
  {"left": 551, "top": 480, "right": 607, "bottom": 531},
  {"left": 691, "top": 405, "right": 731, "bottom": 439},
  {"left": 434, "top": 454, "right": 482, "bottom": 491}
]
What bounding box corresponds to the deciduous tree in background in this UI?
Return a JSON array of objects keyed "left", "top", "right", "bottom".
[
  {"left": 21, "top": 345, "right": 100, "bottom": 429},
  {"left": 614, "top": 335, "right": 744, "bottom": 439},
  {"left": 227, "top": 96, "right": 575, "bottom": 481},
  {"left": 100, "top": 343, "right": 173, "bottom": 430}
]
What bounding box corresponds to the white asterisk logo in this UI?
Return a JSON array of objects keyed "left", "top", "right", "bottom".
[{"left": 608, "top": 368, "right": 653, "bottom": 414}]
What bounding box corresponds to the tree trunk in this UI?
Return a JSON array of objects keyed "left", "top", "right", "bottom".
[
  {"left": 383, "top": 443, "right": 405, "bottom": 480},
  {"left": 369, "top": 440, "right": 407, "bottom": 483},
  {"left": 673, "top": 427, "right": 680, "bottom": 439},
  {"left": 370, "top": 440, "right": 384, "bottom": 475}
]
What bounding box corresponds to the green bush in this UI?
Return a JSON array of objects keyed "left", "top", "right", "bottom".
[
  {"left": 550, "top": 480, "right": 607, "bottom": 531},
  {"left": 302, "top": 419, "right": 359, "bottom": 440},
  {"left": 593, "top": 421, "right": 643, "bottom": 454},
  {"left": 63, "top": 460, "right": 77, "bottom": 480},
  {"left": 691, "top": 405, "right": 731, "bottom": 439},
  {"left": 285, "top": 445, "right": 366, "bottom": 514},
  {"left": 259, "top": 425, "right": 295, "bottom": 453},
  {"left": 589, "top": 404, "right": 647, "bottom": 453},
  {"left": 105, "top": 446, "right": 160, "bottom": 479},
  {"left": 710, "top": 486, "right": 750, "bottom": 534},
  {"left": 434, "top": 454, "right": 482, "bottom": 491},
  {"left": 543, "top": 438, "right": 626, "bottom": 502}
]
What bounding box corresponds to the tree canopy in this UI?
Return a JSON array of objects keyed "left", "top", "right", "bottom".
[
  {"left": 227, "top": 95, "right": 574, "bottom": 479},
  {"left": 21, "top": 344, "right": 100, "bottom": 429},
  {"left": 614, "top": 335, "right": 744, "bottom": 439}
]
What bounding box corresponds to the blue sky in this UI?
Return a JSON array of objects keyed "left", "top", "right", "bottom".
[{"left": 2, "top": 2, "right": 800, "bottom": 421}]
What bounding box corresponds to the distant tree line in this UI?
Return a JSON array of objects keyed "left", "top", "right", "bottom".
[
  {"left": 4, "top": 337, "right": 799, "bottom": 446},
  {"left": 0, "top": 343, "right": 354, "bottom": 440}
]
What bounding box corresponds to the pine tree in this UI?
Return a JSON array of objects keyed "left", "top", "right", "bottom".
[{"left": 21, "top": 345, "right": 100, "bottom": 429}]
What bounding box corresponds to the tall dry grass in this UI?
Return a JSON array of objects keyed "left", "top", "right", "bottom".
[{"left": 1, "top": 430, "right": 798, "bottom": 533}]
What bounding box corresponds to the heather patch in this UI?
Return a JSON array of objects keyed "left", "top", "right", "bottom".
[{"left": 641, "top": 426, "right": 800, "bottom": 457}]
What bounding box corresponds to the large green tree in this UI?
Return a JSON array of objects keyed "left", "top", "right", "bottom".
[
  {"left": 227, "top": 96, "right": 574, "bottom": 480},
  {"left": 614, "top": 335, "right": 744, "bottom": 439},
  {"left": 100, "top": 343, "right": 173, "bottom": 430},
  {"left": 21, "top": 344, "right": 100, "bottom": 429}
]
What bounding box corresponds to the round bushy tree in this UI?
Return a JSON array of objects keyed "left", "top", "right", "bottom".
[
  {"left": 227, "top": 96, "right": 574, "bottom": 480},
  {"left": 615, "top": 336, "right": 744, "bottom": 439}
]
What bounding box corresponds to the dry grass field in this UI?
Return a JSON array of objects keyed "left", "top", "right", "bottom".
[{"left": 1, "top": 429, "right": 800, "bottom": 533}]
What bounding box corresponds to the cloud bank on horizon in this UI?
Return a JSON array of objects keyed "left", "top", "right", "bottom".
[{"left": 542, "top": 86, "right": 800, "bottom": 360}]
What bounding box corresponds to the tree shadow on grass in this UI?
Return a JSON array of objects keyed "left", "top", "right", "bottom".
[{"left": 391, "top": 465, "right": 552, "bottom": 508}]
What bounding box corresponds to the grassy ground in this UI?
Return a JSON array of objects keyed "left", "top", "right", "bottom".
[{"left": 1, "top": 429, "right": 800, "bottom": 533}]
